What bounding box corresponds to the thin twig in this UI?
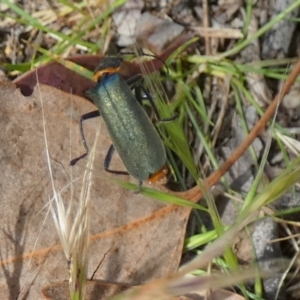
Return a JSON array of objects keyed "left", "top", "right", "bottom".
[{"left": 174, "top": 60, "right": 300, "bottom": 202}]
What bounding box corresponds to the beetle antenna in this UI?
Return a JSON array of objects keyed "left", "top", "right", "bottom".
[{"left": 119, "top": 51, "right": 169, "bottom": 74}]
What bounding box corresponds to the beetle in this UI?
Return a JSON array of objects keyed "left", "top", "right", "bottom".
[{"left": 70, "top": 56, "right": 172, "bottom": 193}]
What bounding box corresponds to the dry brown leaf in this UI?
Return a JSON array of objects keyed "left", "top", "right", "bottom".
[
  {"left": 43, "top": 281, "right": 246, "bottom": 300},
  {"left": 0, "top": 82, "right": 192, "bottom": 299},
  {"left": 42, "top": 280, "right": 131, "bottom": 300},
  {"left": 173, "top": 289, "right": 246, "bottom": 300}
]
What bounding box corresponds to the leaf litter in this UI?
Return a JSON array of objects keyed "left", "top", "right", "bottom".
[
  {"left": 0, "top": 82, "right": 191, "bottom": 299},
  {"left": 2, "top": 0, "right": 300, "bottom": 299}
]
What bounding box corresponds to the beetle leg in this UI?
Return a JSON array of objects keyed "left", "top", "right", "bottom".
[
  {"left": 132, "top": 81, "right": 178, "bottom": 123},
  {"left": 140, "top": 85, "right": 178, "bottom": 123},
  {"left": 125, "top": 75, "right": 148, "bottom": 105},
  {"left": 104, "top": 144, "right": 143, "bottom": 193},
  {"left": 134, "top": 181, "right": 143, "bottom": 194},
  {"left": 126, "top": 74, "right": 142, "bottom": 87},
  {"left": 104, "top": 144, "right": 129, "bottom": 176},
  {"left": 70, "top": 110, "right": 100, "bottom": 166}
]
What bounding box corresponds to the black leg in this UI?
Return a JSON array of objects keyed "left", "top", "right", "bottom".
[
  {"left": 139, "top": 84, "right": 178, "bottom": 122},
  {"left": 104, "top": 144, "right": 142, "bottom": 193},
  {"left": 70, "top": 110, "right": 100, "bottom": 166},
  {"left": 132, "top": 80, "right": 178, "bottom": 123},
  {"left": 104, "top": 144, "right": 129, "bottom": 175},
  {"left": 126, "top": 74, "right": 142, "bottom": 87},
  {"left": 134, "top": 85, "right": 150, "bottom": 104},
  {"left": 134, "top": 181, "right": 143, "bottom": 194}
]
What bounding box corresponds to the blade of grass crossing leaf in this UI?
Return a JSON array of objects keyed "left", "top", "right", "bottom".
[
  {"left": 34, "top": 45, "right": 94, "bottom": 79},
  {"left": 95, "top": 170, "right": 207, "bottom": 209}
]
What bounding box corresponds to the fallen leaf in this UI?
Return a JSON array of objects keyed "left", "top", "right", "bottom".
[
  {"left": 173, "top": 289, "right": 246, "bottom": 300},
  {"left": 14, "top": 55, "right": 102, "bottom": 97},
  {"left": 42, "top": 280, "right": 130, "bottom": 300},
  {"left": 0, "top": 82, "right": 192, "bottom": 299},
  {"left": 13, "top": 34, "right": 194, "bottom": 99},
  {"left": 43, "top": 282, "right": 245, "bottom": 300}
]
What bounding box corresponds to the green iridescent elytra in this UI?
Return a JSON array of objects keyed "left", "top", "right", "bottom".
[{"left": 86, "top": 66, "right": 166, "bottom": 182}]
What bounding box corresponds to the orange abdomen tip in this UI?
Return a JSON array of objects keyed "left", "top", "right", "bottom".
[{"left": 147, "top": 166, "right": 168, "bottom": 185}]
